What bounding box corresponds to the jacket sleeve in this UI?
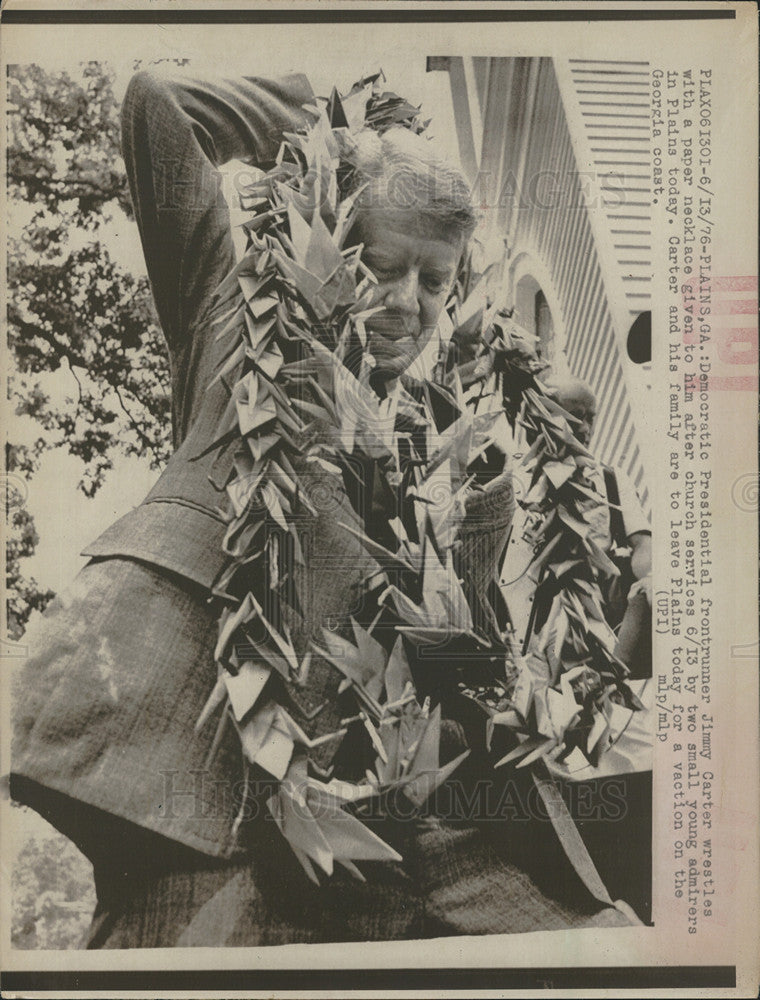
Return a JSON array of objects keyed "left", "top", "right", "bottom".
[
  {"left": 615, "top": 468, "right": 651, "bottom": 540},
  {"left": 120, "top": 70, "right": 315, "bottom": 351}
]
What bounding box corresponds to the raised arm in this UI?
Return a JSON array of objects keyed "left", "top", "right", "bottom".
[{"left": 120, "top": 70, "right": 315, "bottom": 350}]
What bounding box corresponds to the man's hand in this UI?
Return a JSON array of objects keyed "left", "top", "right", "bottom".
[
  {"left": 628, "top": 530, "right": 652, "bottom": 585},
  {"left": 627, "top": 573, "right": 652, "bottom": 607}
]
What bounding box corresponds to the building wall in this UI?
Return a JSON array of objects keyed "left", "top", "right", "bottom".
[
  {"left": 434, "top": 56, "right": 650, "bottom": 513},
  {"left": 502, "top": 59, "right": 648, "bottom": 510}
]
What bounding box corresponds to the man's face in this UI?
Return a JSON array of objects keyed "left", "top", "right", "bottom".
[
  {"left": 354, "top": 206, "right": 463, "bottom": 380},
  {"left": 555, "top": 385, "right": 596, "bottom": 446}
]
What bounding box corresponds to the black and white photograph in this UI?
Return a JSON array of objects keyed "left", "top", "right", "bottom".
[{"left": 1, "top": 3, "right": 757, "bottom": 996}]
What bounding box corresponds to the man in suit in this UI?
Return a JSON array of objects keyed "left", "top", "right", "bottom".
[
  {"left": 500, "top": 372, "right": 652, "bottom": 673},
  {"left": 12, "top": 71, "right": 633, "bottom": 945},
  {"left": 545, "top": 374, "right": 652, "bottom": 678}
]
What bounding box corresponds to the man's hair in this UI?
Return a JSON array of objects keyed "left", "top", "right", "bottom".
[
  {"left": 348, "top": 126, "right": 477, "bottom": 244},
  {"left": 544, "top": 373, "right": 597, "bottom": 413}
]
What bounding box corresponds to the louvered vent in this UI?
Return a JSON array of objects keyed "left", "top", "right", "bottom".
[{"left": 568, "top": 59, "right": 652, "bottom": 321}]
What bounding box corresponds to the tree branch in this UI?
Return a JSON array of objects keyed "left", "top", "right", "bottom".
[
  {"left": 10, "top": 312, "right": 89, "bottom": 370},
  {"left": 7, "top": 171, "right": 124, "bottom": 203},
  {"left": 68, "top": 363, "right": 84, "bottom": 414},
  {"left": 111, "top": 383, "right": 163, "bottom": 466}
]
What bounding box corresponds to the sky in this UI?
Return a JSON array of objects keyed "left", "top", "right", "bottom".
[{"left": 9, "top": 43, "right": 461, "bottom": 599}]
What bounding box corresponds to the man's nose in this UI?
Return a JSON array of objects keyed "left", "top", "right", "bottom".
[{"left": 383, "top": 269, "right": 421, "bottom": 315}]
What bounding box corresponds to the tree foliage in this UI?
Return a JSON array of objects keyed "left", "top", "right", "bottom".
[
  {"left": 7, "top": 62, "right": 132, "bottom": 227},
  {"left": 5, "top": 496, "right": 55, "bottom": 641},
  {"left": 11, "top": 817, "right": 96, "bottom": 950},
  {"left": 6, "top": 62, "right": 172, "bottom": 634}
]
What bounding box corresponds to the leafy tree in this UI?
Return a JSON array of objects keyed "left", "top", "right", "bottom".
[
  {"left": 5, "top": 497, "right": 55, "bottom": 641},
  {"left": 11, "top": 820, "right": 96, "bottom": 950},
  {"left": 6, "top": 62, "right": 172, "bottom": 634},
  {"left": 6, "top": 58, "right": 195, "bottom": 950}
]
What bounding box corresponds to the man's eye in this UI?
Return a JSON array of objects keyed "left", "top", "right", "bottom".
[
  {"left": 422, "top": 274, "right": 447, "bottom": 293},
  {"left": 363, "top": 249, "right": 392, "bottom": 270},
  {"left": 365, "top": 259, "right": 394, "bottom": 280}
]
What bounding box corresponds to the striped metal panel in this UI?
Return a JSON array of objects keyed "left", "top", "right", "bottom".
[
  {"left": 568, "top": 59, "right": 653, "bottom": 319},
  {"left": 502, "top": 59, "right": 646, "bottom": 501},
  {"left": 436, "top": 56, "right": 650, "bottom": 514}
]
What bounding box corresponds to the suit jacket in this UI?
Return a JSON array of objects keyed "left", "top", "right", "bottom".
[
  {"left": 84, "top": 70, "right": 315, "bottom": 593},
  {"left": 82, "top": 71, "right": 388, "bottom": 734},
  {"left": 12, "top": 71, "right": 515, "bottom": 860}
]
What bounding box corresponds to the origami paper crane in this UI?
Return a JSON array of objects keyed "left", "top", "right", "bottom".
[{"left": 267, "top": 758, "right": 401, "bottom": 884}]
